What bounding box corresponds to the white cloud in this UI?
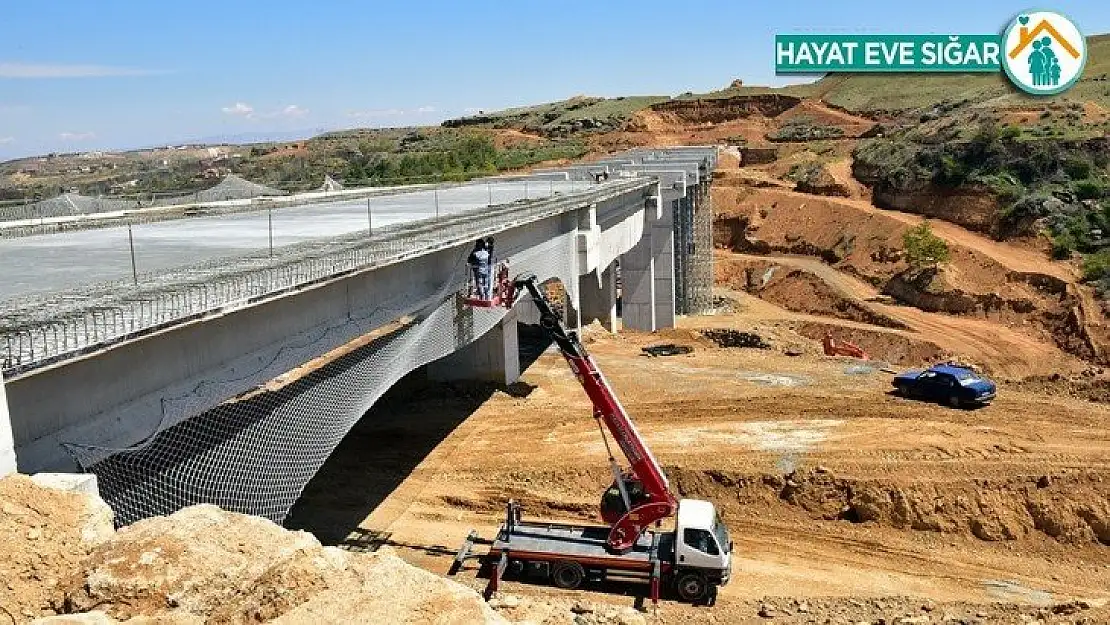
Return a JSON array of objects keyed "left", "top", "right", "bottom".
[
  {"left": 277, "top": 104, "right": 308, "bottom": 118},
  {"left": 0, "top": 62, "right": 163, "bottom": 78},
  {"left": 0, "top": 137, "right": 13, "bottom": 144},
  {"left": 223, "top": 103, "right": 308, "bottom": 121},
  {"left": 346, "top": 108, "right": 406, "bottom": 119},
  {"left": 415, "top": 105, "right": 436, "bottom": 114},
  {"left": 222, "top": 102, "right": 255, "bottom": 117},
  {"left": 59, "top": 131, "right": 96, "bottom": 141}
]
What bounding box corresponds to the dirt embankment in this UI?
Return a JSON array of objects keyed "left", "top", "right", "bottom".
[
  {"left": 435, "top": 462, "right": 1110, "bottom": 549},
  {"left": 647, "top": 95, "right": 801, "bottom": 124},
  {"left": 792, "top": 321, "right": 949, "bottom": 365},
  {"left": 54, "top": 504, "right": 508, "bottom": 624},
  {"left": 872, "top": 183, "right": 1003, "bottom": 235},
  {"left": 670, "top": 467, "right": 1110, "bottom": 546},
  {"left": 712, "top": 187, "right": 1102, "bottom": 364},
  {"left": 716, "top": 256, "right": 907, "bottom": 330},
  {"left": 0, "top": 475, "right": 115, "bottom": 623},
  {"left": 3, "top": 476, "right": 652, "bottom": 625}
]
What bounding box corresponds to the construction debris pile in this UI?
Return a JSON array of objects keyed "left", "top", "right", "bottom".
[
  {"left": 0, "top": 475, "right": 675, "bottom": 625},
  {"left": 1, "top": 475, "right": 511, "bottom": 624}
]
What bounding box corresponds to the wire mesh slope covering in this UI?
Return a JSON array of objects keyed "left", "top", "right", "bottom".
[
  {"left": 195, "top": 175, "right": 286, "bottom": 202},
  {"left": 2, "top": 194, "right": 140, "bottom": 221},
  {"left": 63, "top": 231, "right": 578, "bottom": 527}
]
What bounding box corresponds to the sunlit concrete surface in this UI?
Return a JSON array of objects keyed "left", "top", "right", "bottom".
[{"left": 0, "top": 179, "right": 584, "bottom": 299}]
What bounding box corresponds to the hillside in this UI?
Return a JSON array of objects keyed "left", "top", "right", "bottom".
[{"left": 0, "top": 127, "right": 587, "bottom": 202}]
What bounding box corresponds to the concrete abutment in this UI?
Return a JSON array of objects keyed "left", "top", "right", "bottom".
[{"left": 1, "top": 374, "right": 15, "bottom": 476}]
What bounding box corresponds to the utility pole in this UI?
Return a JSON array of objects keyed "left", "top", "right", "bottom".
[
  {"left": 434, "top": 186, "right": 440, "bottom": 219},
  {"left": 268, "top": 205, "right": 274, "bottom": 257},
  {"left": 367, "top": 197, "right": 372, "bottom": 235},
  {"left": 488, "top": 182, "right": 493, "bottom": 206}
]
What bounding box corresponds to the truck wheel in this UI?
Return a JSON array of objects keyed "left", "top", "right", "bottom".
[
  {"left": 551, "top": 560, "right": 585, "bottom": 590},
  {"left": 948, "top": 394, "right": 961, "bottom": 408},
  {"left": 675, "top": 572, "right": 708, "bottom": 603},
  {"left": 897, "top": 384, "right": 910, "bottom": 397}
]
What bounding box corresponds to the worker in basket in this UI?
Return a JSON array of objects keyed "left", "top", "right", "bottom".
[{"left": 468, "top": 238, "right": 492, "bottom": 300}]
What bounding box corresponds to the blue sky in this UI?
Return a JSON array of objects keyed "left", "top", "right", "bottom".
[{"left": 1, "top": 0, "right": 1107, "bottom": 160}]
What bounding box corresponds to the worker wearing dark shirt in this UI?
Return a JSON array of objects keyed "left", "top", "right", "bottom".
[{"left": 468, "top": 239, "right": 491, "bottom": 299}]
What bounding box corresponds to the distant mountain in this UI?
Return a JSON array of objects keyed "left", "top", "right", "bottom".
[{"left": 130, "top": 129, "right": 331, "bottom": 150}]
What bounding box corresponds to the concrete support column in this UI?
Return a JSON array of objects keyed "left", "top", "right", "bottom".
[
  {"left": 1, "top": 373, "right": 16, "bottom": 476},
  {"left": 428, "top": 308, "right": 520, "bottom": 385},
  {"left": 622, "top": 212, "right": 657, "bottom": 332},
  {"left": 578, "top": 265, "right": 618, "bottom": 333},
  {"left": 652, "top": 202, "right": 677, "bottom": 330},
  {"left": 621, "top": 190, "right": 652, "bottom": 335}
]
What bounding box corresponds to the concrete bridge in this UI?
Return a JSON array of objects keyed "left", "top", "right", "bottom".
[{"left": 0, "top": 147, "right": 716, "bottom": 523}]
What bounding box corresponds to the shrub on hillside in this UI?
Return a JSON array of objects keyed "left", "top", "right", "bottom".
[
  {"left": 1064, "top": 158, "right": 1092, "bottom": 180},
  {"left": 1075, "top": 180, "right": 1106, "bottom": 201},
  {"left": 768, "top": 118, "right": 845, "bottom": 142},
  {"left": 1082, "top": 250, "right": 1110, "bottom": 282},
  {"left": 902, "top": 221, "right": 950, "bottom": 269}
]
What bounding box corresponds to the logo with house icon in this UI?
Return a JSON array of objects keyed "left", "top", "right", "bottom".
[{"left": 1001, "top": 10, "right": 1086, "bottom": 95}]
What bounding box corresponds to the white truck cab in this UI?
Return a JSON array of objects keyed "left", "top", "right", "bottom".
[{"left": 672, "top": 498, "right": 732, "bottom": 601}]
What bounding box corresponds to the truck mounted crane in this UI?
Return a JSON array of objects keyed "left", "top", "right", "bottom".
[{"left": 449, "top": 275, "right": 732, "bottom": 605}]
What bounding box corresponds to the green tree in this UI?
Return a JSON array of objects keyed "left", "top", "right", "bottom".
[{"left": 902, "top": 221, "right": 950, "bottom": 269}]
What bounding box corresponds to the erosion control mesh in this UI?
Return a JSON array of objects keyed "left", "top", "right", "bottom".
[
  {"left": 64, "top": 233, "right": 577, "bottom": 527},
  {"left": 9, "top": 194, "right": 138, "bottom": 220},
  {"left": 194, "top": 174, "right": 286, "bottom": 202}
]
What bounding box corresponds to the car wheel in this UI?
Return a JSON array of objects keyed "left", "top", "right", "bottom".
[
  {"left": 897, "top": 384, "right": 911, "bottom": 397},
  {"left": 675, "top": 572, "right": 708, "bottom": 603},
  {"left": 948, "top": 394, "right": 961, "bottom": 408},
  {"left": 551, "top": 560, "right": 585, "bottom": 590}
]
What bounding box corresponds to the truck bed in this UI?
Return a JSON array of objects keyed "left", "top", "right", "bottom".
[{"left": 491, "top": 519, "right": 675, "bottom": 569}]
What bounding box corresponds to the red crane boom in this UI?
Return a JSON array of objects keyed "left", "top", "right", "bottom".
[{"left": 514, "top": 276, "right": 677, "bottom": 553}]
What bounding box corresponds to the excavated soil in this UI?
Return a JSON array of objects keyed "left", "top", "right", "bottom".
[
  {"left": 717, "top": 256, "right": 907, "bottom": 330},
  {"left": 791, "top": 321, "right": 949, "bottom": 366},
  {"left": 711, "top": 185, "right": 1106, "bottom": 368},
  {"left": 0, "top": 476, "right": 114, "bottom": 623}
]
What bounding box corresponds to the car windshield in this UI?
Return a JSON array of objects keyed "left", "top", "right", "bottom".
[
  {"left": 712, "top": 513, "right": 731, "bottom": 554},
  {"left": 945, "top": 369, "right": 983, "bottom": 385}
]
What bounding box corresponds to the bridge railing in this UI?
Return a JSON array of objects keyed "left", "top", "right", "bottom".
[{"left": 1, "top": 178, "right": 653, "bottom": 377}]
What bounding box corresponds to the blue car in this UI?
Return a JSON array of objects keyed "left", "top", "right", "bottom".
[{"left": 892, "top": 364, "right": 996, "bottom": 408}]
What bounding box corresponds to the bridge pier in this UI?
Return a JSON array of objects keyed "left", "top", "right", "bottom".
[
  {"left": 653, "top": 200, "right": 677, "bottom": 329},
  {"left": 579, "top": 265, "right": 617, "bottom": 333},
  {"left": 1, "top": 374, "right": 15, "bottom": 476},
  {"left": 621, "top": 191, "right": 675, "bottom": 332},
  {"left": 428, "top": 307, "right": 521, "bottom": 385}
]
